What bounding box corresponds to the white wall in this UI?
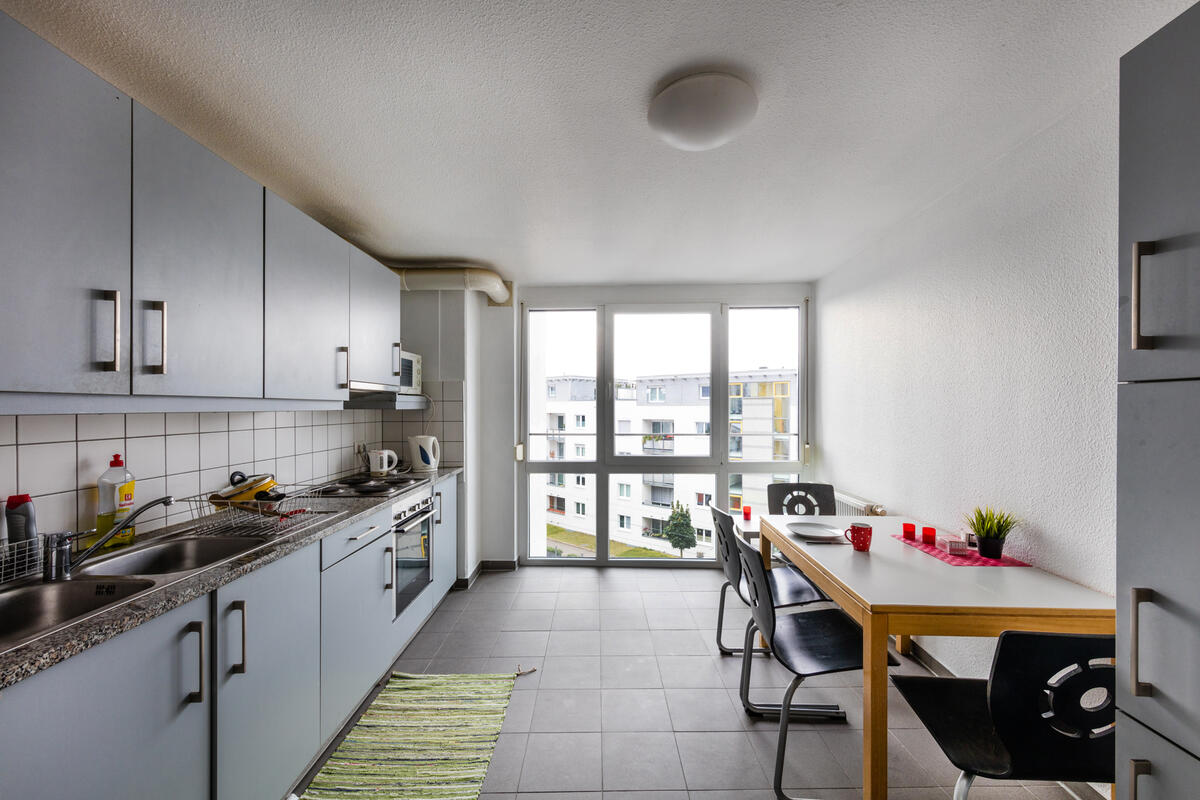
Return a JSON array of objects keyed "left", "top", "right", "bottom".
[{"left": 815, "top": 86, "right": 1119, "bottom": 676}]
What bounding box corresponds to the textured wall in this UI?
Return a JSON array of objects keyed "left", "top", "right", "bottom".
[{"left": 815, "top": 86, "right": 1118, "bottom": 677}]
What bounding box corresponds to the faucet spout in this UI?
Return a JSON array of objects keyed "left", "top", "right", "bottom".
[{"left": 64, "top": 496, "right": 176, "bottom": 577}]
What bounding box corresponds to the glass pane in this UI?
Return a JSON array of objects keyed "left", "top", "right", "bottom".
[
  {"left": 612, "top": 312, "right": 711, "bottom": 457},
  {"left": 728, "top": 473, "right": 800, "bottom": 515},
  {"left": 528, "top": 310, "right": 595, "bottom": 461},
  {"left": 728, "top": 308, "right": 799, "bottom": 463},
  {"left": 529, "top": 473, "right": 597, "bottom": 558},
  {"left": 609, "top": 474, "right": 715, "bottom": 559}
]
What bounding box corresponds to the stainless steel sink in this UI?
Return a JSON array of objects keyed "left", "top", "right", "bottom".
[
  {"left": 0, "top": 578, "right": 155, "bottom": 648},
  {"left": 75, "top": 536, "right": 270, "bottom": 577}
]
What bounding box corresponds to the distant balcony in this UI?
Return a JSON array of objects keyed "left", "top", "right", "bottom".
[{"left": 643, "top": 474, "right": 674, "bottom": 487}]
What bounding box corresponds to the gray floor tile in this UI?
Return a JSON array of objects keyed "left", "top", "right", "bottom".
[
  {"left": 714, "top": 652, "right": 796, "bottom": 690},
  {"left": 635, "top": 574, "right": 680, "bottom": 591},
  {"left": 686, "top": 791, "right": 776, "bottom": 800},
  {"left": 646, "top": 607, "right": 701, "bottom": 630},
  {"left": 440, "top": 629, "right": 501, "bottom": 657},
  {"left": 681, "top": 591, "right": 721, "bottom": 609},
  {"left": 492, "top": 630, "right": 550, "bottom": 657},
  {"left": 549, "top": 630, "right": 603, "bottom": 656},
  {"left": 511, "top": 592, "right": 558, "bottom": 609},
  {"left": 601, "top": 629, "right": 656, "bottom": 655},
  {"left": 426, "top": 657, "right": 489, "bottom": 673},
  {"left": 479, "top": 794, "right": 516, "bottom": 800},
  {"left": 482, "top": 733, "right": 527, "bottom": 793},
  {"left": 554, "top": 609, "right": 602, "bottom": 630},
  {"left": 657, "top": 656, "right": 725, "bottom": 689},
  {"left": 519, "top": 732, "right": 603, "bottom": 792},
  {"left": 402, "top": 630, "right": 448, "bottom": 658},
  {"left": 456, "top": 609, "right": 510, "bottom": 631},
  {"left": 602, "top": 689, "right": 674, "bottom": 731},
  {"left": 665, "top": 689, "right": 747, "bottom": 732},
  {"left": 468, "top": 590, "right": 517, "bottom": 609},
  {"left": 391, "top": 658, "right": 431, "bottom": 674},
  {"left": 602, "top": 655, "right": 663, "bottom": 688},
  {"left": 600, "top": 609, "right": 650, "bottom": 629},
  {"left": 490, "top": 657, "right": 544, "bottom": 688},
  {"left": 515, "top": 794, "right": 601, "bottom": 800},
  {"left": 540, "top": 656, "right": 604, "bottom": 689},
  {"left": 531, "top": 689, "right": 603, "bottom": 732},
  {"left": 502, "top": 690, "right": 537, "bottom": 733},
  {"left": 819, "top": 729, "right": 939, "bottom": 788},
  {"left": 746, "top": 728, "right": 855, "bottom": 789},
  {"left": 603, "top": 793, "right": 689, "bottom": 800},
  {"left": 557, "top": 592, "right": 601, "bottom": 609},
  {"left": 674, "top": 731, "right": 770, "bottom": 790},
  {"left": 642, "top": 590, "right": 692, "bottom": 608},
  {"left": 598, "top": 591, "right": 644, "bottom": 609},
  {"left": 602, "top": 732, "right": 686, "bottom": 790},
  {"left": 502, "top": 609, "right": 557, "bottom": 631},
  {"left": 651, "top": 629, "right": 711, "bottom": 655},
  {"left": 422, "top": 608, "right": 463, "bottom": 631}
]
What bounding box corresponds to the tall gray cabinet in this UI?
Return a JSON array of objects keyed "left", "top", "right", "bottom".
[
  {"left": 1117, "top": 4, "right": 1200, "bottom": 796},
  {"left": 0, "top": 12, "right": 132, "bottom": 395}
]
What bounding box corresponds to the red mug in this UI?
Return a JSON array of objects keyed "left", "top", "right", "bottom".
[{"left": 844, "top": 522, "right": 873, "bottom": 552}]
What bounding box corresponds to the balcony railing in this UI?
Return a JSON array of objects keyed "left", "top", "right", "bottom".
[{"left": 643, "top": 474, "right": 674, "bottom": 487}]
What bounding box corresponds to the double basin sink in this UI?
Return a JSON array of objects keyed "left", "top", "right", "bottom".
[{"left": 0, "top": 535, "right": 270, "bottom": 653}]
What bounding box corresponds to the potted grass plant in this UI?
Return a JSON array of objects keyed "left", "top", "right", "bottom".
[{"left": 964, "top": 506, "right": 1019, "bottom": 560}]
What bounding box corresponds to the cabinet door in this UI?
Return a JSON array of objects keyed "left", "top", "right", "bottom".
[
  {"left": 132, "top": 103, "right": 264, "bottom": 397},
  {"left": 265, "top": 191, "right": 349, "bottom": 400},
  {"left": 1117, "top": 380, "right": 1200, "bottom": 756},
  {"left": 215, "top": 543, "right": 320, "bottom": 800},
  {"left": 433, "top": 477, "right": 458, "bottom": 597},
  {"left": 0, "top": 12, "right": 131, "bottom": 394},
  {"left": 1119, "top": 2, "right": 1200, "bottom": 381},
  {"left": 0, "top": 595, "right": 209, "bottom": 800},
  {"left": 320, "top": 529, "right": 395, "bottom": 742},
  {"left": 349, "top": 246, "right": 402, "bottom": 388},
  {"left": 1117, "top": 711, "right": 1200, "bottom": 800}
]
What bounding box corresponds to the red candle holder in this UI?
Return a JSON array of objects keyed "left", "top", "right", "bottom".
[
  {"left": 921, "top": 526, "right": 937, "bottom": 545},
  {"left": 902, "top": 522, "right": 916, "bottom": 540},
  {"left": 742, "top": 505, "right": 752, "bottom": 521}
]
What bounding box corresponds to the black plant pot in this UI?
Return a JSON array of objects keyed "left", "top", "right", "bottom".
[{"left": 977, "top": 537, "right": 1005, "bottom": 560}]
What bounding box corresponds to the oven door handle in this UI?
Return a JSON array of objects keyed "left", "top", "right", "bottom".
[{"left": 395, "top": 509, "right": 436, "bottom": 532}]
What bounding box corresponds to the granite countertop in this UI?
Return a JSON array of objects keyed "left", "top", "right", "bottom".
[{"left": 0, "top": 467, "right": 463, "bottom": 690}]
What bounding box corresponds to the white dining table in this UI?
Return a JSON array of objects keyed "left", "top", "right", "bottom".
[{"left": 746, "top": 514, "right": 1115, "bottom": 799}]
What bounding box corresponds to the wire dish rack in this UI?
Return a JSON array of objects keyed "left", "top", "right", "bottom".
[
  {"left": 0, "top": 535, "right": 43, "bottom": 583},
  {"left": 181, "top": 484, "right": 344, "bottom": 537}
]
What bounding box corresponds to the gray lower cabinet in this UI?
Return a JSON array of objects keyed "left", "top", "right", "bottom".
[
  {"left": 0, "top": 11, "right": 132, "bottom": 395},
  {"left": 1119, "top": 1, "right": 1200, "bottom": 382},
  {"left": 433, "top": 476, "right": 458, "bottom": 597},
  {"left": 320, "top": 528, "right": 396, "bottom": 742},
  {"left": 349, "top": 246, "right": 402, "bottom": 388},
  {"left": 215, "top": 543, "right": 320, "bottom": 800},
  {"left": 265, "top": 191, "right": 350, "bottom": 401},
  {"left": 0, "top": 595, "right": 209, "bottom": 800},
  {"left": 132, "top": 103, "right": 264, "bottom": 397},
  {"left": 1116, "top": 380, "right": 1200, "bottom": 757},
  {"left": 1117, "top": 710, "right": 1200, "bottom": 800}
]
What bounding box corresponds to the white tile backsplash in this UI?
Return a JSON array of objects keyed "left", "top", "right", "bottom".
[
  {"left": 382, "top": 380, "right": 466, "bottom": 467},
  {"left": 1, "top": 410, "right": 384, "bottom": 537}
]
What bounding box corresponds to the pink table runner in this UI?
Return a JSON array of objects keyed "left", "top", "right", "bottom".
[{"left": 891, "top": 534, "right": 1030, "bottom": 567}]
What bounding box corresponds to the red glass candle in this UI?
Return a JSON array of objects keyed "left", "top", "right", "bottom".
[
  {"left": 743, "top": 505, "right": 752, "bottom": 521},
  {"left": 902, "top": 522, "right": 916, "bottom": 540},
  {"left": 921, "top": 526, "right": 937, "bottom": 545}
]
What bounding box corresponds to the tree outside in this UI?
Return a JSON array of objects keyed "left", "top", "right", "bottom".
[{"left": 664, "top": 501, "right": 698, "bottom": 557}]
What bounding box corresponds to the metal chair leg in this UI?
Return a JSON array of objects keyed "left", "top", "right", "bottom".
[
  {"left": 952, "top": 771, "right": 975, "bottom": 800},
  {"left": 772, "top": 674, "right": 822, "bottom": 800},
  {"left": 739, "top": 621, "right": 846, "bottom": 721},
  {"left": 716, "top": 580, "right": 768, "bottom": 656}
]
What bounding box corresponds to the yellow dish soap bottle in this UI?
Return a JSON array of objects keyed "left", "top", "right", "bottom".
[{"left": 96, "top": 453, "right": 137, "bottom": 548}]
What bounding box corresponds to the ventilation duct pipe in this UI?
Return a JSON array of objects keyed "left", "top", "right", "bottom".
[{"left": 385, "top": 260, "right": 511, "bottom": 306}]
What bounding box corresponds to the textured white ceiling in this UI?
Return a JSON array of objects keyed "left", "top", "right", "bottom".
[{"left": 1, "top": 0, "right": 1191, "bottom": 284}]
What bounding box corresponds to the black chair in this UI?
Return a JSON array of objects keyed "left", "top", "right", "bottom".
[
  {"left": 892, "top": 631, "right": 1116, "bottom": 799},
  {"left": 733, "top": 533, "right": 864, "bottom": 800},
  {"left": 709, "top": 505, "right": 843, "bottom": 722},
  {"left": 767, "top": 482, "right": 837, "bottom": 516}
]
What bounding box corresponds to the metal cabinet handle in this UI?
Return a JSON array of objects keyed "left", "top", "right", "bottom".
[
  {"left": 230, "top": 600, "right": 247, "bottom": 675},
  {"left": 349, "top": 525, "right": 380, "bottom": 542},
  {"left": 337, "top": 346, "right": 349, "bottom": 389},
  {"left": 1132, "top": 241, "right": 1156, "bottom": 350},
  {"left": 1130, "top": 758, "right": 1152, "bottom": 799},
  {"left": 392, "top": 342, "right": 402, "bottom": 376},
  {"left": 384, "top": 546, "right": 394, "bottom": 590},
  {"left": 435, "top": 491, "right": 443, "bottom": 525},
  {"left": 148, "top": 300, "right": 168, "bottom": 374},
  {"left": 1131, "top": 587, "right": 1155, "bottom": 696},
  {"left": 97, "top": 290, "right": 121, "bottom": 372},
  {"left": 185, "top": 620, "right": 205, "bottom": 703}
]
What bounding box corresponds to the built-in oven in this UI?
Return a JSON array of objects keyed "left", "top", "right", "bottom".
[{"left": 391, "top": 492, "right": 435, "bottom": 617}]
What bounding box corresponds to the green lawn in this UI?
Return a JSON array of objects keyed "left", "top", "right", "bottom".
[{"left": 546, "top": 523, "right": 677, "bottom": 558}]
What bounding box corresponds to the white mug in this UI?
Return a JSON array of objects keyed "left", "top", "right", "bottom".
[{"left": 367, "top": 449, "right": 398, "bottom": 476}]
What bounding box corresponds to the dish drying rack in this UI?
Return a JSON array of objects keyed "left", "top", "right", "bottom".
[
  {"left": 0, "top": 535, "right": 44, "bottom": 584},
  {"left": 181, "top": 484, "right": 343, "bottom": 537}
]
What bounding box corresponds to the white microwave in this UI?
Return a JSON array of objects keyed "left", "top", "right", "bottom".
[{"left": 396, "top": 349, "right": 422, "bottom": 395}]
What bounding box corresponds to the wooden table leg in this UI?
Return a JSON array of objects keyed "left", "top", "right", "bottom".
[
  {"left": 896, "top": 634, "right": 912, "bottom": 656},
  {"left": 758, "top": 530, "right": 772, "bottom": 648},
  {"left": 862, "top": 612, "right": 890, "bottom": 800}
]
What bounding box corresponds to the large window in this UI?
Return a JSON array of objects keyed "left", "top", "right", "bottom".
[{"left": 522, "top": 298, "right": 806, "bottom": 564}]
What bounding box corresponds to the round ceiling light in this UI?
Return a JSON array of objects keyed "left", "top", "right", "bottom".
[{"left": 647, "top": 72, "right": 758, "bottom": 151}]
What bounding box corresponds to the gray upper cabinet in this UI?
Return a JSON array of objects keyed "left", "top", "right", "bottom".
[
  {"left": 265, "top": 191, "right": 350, "bottom": 401},
  {"left": 132, "top": 103, "right": 264, "bottom": 397},
  {"left": 215, "top": 542, "right": 321, "bottom": 800},
  {"left": 0, "top": 594, "right": 210, "bottom": 800},
  {"left": 1116, "top": 379, "right": 1200, "bottom": 757},
  {"left": 349, "top": 246, "right": 402, "bottom": 388},
  {"left": 0, "top": 12, "right": 131, "bottom": 395},
  {"left": 1119, "top": 2, "right": 1200, "bottom": 382}
]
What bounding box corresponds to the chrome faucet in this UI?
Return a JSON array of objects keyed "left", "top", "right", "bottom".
[{"left": 43, "top": 496, "right": 175, "bottom": 581}]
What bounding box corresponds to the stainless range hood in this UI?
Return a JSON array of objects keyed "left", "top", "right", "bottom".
[{"left": 344, "top": 383, "right": 429, "bottom": 411}]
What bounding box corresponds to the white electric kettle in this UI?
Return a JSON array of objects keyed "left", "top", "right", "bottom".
[{"left": 408, "top": 435, "right": 441, "bottom": 472}]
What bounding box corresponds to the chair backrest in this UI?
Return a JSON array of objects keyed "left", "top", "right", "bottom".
[
  {"left": 988, "top": 631, "right": 1116, "bottom": 783},
  {"left": 733, "top": 534, "right": 776, "bottom": 643},
  {"left": 708, "top": 504, "right": 743, "bottom": 588},
  {"left": 767, "top": 482, "right": 837, "bottom": 516}
]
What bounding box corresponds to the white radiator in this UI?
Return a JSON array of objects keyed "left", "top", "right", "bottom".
[{"left": 834, "top": 490, "right": 886, "bottom": 516}]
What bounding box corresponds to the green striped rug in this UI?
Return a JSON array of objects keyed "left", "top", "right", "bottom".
[{"left": 301, "top": 672, "right": 516, "bottom": 800}]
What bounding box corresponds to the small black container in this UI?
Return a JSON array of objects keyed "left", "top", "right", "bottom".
[{"left": 977, "top": 537, "right": 1005, "bottom": 560}]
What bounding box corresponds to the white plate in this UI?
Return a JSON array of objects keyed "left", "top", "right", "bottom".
[{"left": 786, "top": 521, "right": 845, "bottom": 541}]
